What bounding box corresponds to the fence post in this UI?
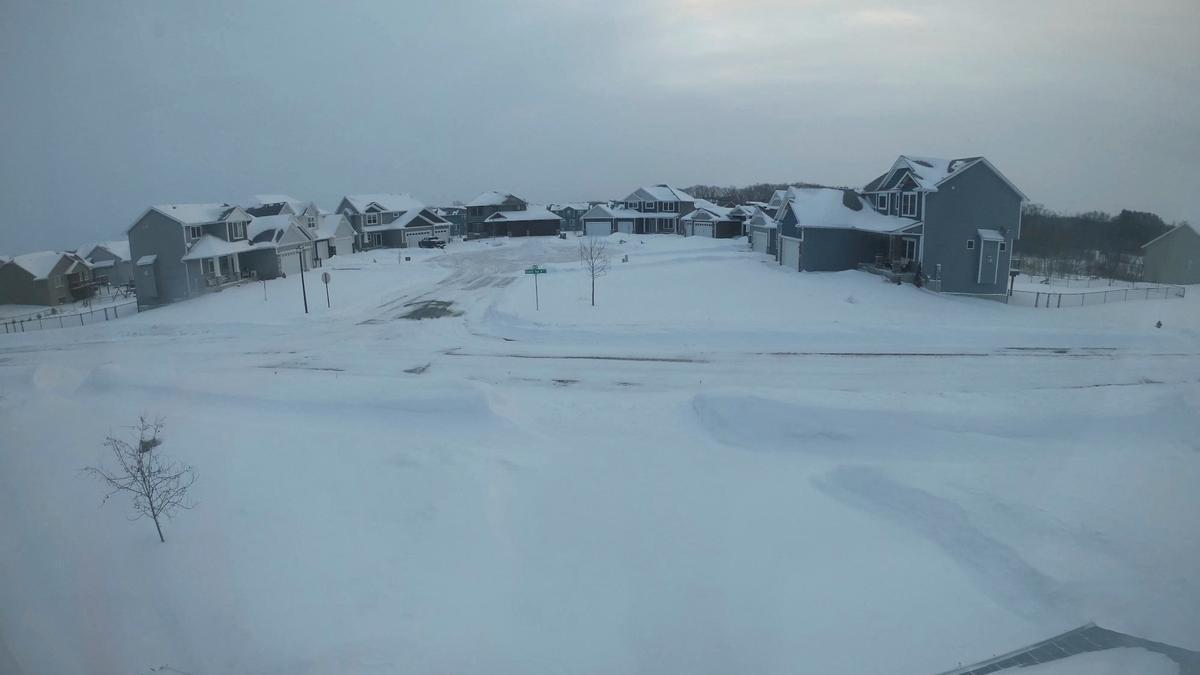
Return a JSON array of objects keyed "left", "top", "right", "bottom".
[
  {"left": 80, "top": 314, "right": 85, "bottom": 327},
  {"left": 104, "top": 308, "right": 109, "bottom": 321},
  {"left": 1035, "top": 292, "right": 1040, "bottom": 308},
  {"left": 114, "top": 304, "right": 119, "bottom": 318},
  {"left": 59, "top": 316, "right": 64, "bottom": 328},
  {"left": 1057, "top": 294, "right": 1062, "bottom": 308},
  {"left": 1146, "top": 288, "right": 1150, "bottom": 300}
]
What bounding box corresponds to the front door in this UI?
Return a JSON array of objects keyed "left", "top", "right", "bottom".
[{"left": 977, "top": 239, "right": 1001, "bottom": 284}]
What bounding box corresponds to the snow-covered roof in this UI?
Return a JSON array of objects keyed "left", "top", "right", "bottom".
[
  {"left": 313, "top": 213, "right": 351, "bottom": 240},
  {"left": 977, "top": 228, "right": 1005, "bottom": 241},
  {"left": 249, "top": 194, "right": 310, "bottom": 214},
  {"left": 868, "top": 155, "right": 1028, "bottom": 201},
  {"left": 362, "top": 207, "right": 448, "bottom": 233},
  {"left": 341, "top": 193, "right": 423, "bottom": 214},
  {"left": 483, "top": 207, "right": 563, "bottom": 223},
  {"left": 782, "top": 187, "right": 914, "bottom": 234},
  {"left": 7, "top": 251, "right": 70, "bottom": 280},
  {"left": 747, "top": 212, "right": 777, "bottom": 229},
  {"left": 681, "top": 205, "right": 735, "bottom": 223},
  {"left": 548, "top": 201, "right": 594, "bottom": 212},
  {"left": 181, "top": 235, "right": 265, "bottom": 261},
  {"left": 466, "top": 190, "right": 524, "bottom": 208},
  {"left": 136, "top": 254, "right": 157, "bottom": 266},
  {"left": 693, "top": 198, "right": 732, "bottom": 217},
  {"left": 247, "top": 214, "right": 299, "bottom": 242},
  {"left": 90, "top": 259, "right": 116, "bottom": 269},
  {"left": 624, "top": 184, "right": 694, "bottom": 203},
  {"left": 151, "top": 203, "right": 242, "bottom": 225},
  {"left": 77, "top": 239, "right": 131, "bottom": 262},
  {"left": 582, "top": 204, "right": 650, "bottom": 220}
]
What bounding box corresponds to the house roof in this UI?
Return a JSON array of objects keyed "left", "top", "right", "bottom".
[
  {"left": 247, "top": 214, "right": 303, "bottom": 243},
  {"left": 361, "top": 207, "right": 448, "bottom": 233},
  {"left": 180, "top": 235, "right": 267, "bottom": 261},
  {"left": 466, "top": 190, "right": 524, "bottom": 208},
  {"left": 483, "top": 207, "right": 563, "bottom": 223},
  {"left": 77, "top": 239, "right": 131, "bottom": 262},
  {"left": 151, "top": 203, "right": 242, "bottom": 225},
  {"left": 313, "top": 213, "right": 352, "bottom": 240},
  {"left": 870, "top": 155, "right": 1028, "bottom": 201},
  {"left": 977, "top": 228, "right": 1005, "bottom": 241},
  {"left": 693, "top": 198, "right": 731, "bottom": 217},
  {"left": 245, "top": 202, "right": 288, "bottom": 217},
  {"left": 582, "top": 204, "right": 653, "bottom": 220},
  {"left": 341, "top": 193, "right": 423, "bottom": 214},
  {"left": 250, "top": 194, "right": 309, "bottom": 214},
  {"left": 747, "top": 212, "right": 777, "bottom": 229},
  {"left": 7, "top": 251, "right": 71, "bottom": 280},
  {"left": 136, "top": 254, "right": 157, "bottom": 266},
  {"left": 782, "top": 187, "right": 914, "bottom": 234},
  {"left": 1141, "top": 221, "right": 1199, "bottom": 249},
  {"left": 624, "top": 184, "right": 694, "bottom": 203}
]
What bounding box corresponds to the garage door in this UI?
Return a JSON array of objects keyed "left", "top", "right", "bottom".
[
  {"left": 332, "top": 236, "right": 353, "bottom": 257},
  {"left": 279, "top": 249, "right": 302, "bottom": 275},
  {"left": 780, "top": 237, "right": 801, "bottom": 271},
  {"left": 405, "top": 228, "right": 432, "bottom": 247},
  {"left": 585, "top": 221, "right": 611, "bottom": 237},
  {"left": 616, "top": 220, "right": 634, "bottom": 234},
  {"left": 751, "top": 229, "right": 768, "bottom": 253},
  {"left": 691, "top": 224, "right": 713, "bottom": 238}
]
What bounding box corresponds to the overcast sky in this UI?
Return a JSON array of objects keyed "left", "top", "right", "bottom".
[{"left": 1, "top": 0, "right": 1196, "bottom": 253}]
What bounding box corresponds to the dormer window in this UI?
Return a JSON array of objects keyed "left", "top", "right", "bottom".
[
  {"left": 187, "top": 225, "right": 203, "bottom": 240},
  {"left": 877, "top": 194, "right": 889, "bottom": 212},
  {"left": 901, "top": 193, "right": 918, "bottom": 217},
  {"left": 365, "top": 213, "right": 380, "bottom": 226},
  {"left": 228, "top": 221, "right": 246, "bottom": 240},
  {"left": 307, "top": 216, "right": 316, "bottom": 229}
]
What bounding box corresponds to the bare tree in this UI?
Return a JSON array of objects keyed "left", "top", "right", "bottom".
[
  {"left": 579, "top": 237, "right": 609, "bottom": 307},
  {"left": 83, "top": 416, "right": 196, "bottom": 543}
]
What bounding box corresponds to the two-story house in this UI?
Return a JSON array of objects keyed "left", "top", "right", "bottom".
[
  {"left": 0, "top": 251, "right": 94, "bottom": 306},
  {"left": 127, "top": 203, "right": 257, "bottom": 308},
  {"left": 432, "top": 206, "right": 467, "bottom": 237},
  {"left": 336, "top": 194, "right": 451, "bottom": 250},
  {"left": 680, "top": 200, "right": 740, "bottom": 238},
  {"left": 548, "top": 202, "right": 596, "bottom": 232},
  {"left": 76, "top": 240, "right": 133, "bottom": 287},
  {"left": 580, "top": 185, "right": 696, "bottom": 236},
  {"left": 465, "top": 191, "right": 528, "bottom": 236},
  {"left": 860, "top": 156, "right": 1027, "bottom": 295}
]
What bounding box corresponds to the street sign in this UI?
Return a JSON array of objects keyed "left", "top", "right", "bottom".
[
  {"left": 321, "top": 272, "right": 331, "bottom": 284},
  {"left": 321, "top": 271, "right": 331, "bottom": 308},
  {"left": 524, "top": 266, "right": 546, "bottom": 309}
]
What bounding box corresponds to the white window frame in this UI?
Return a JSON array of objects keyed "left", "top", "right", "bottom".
[
  {"left": 904, "top": 238, "right": 916, "bottom": 259},
  {"left": 877, "top": 194, "right": 889, "bottom": 211},
  {"left": 665, "top": 202, "right": 677, "bottom": 213},
  {"left": 643, "top": 201, "right": 656, "bottom": 212},
  {"left": 228, "top": 221, "right": 245, "bottom": 240},
  {"left": 365, "top": 213, "right": 380, "bottom": 226},
  {"left": 307, "top": 216, "right": 316, "bottom": 229},
  {"left": 966, "top": 239, "right": 975, "bottom": 250},
  {"left": 54, "top": 275, "right": 64, "bottom": 288},
  {"left": 187, "top": 225, "right": 203, "bottom": 240},
  {"left": 901, "top": 193, "right": 918, "bottom": 217}
]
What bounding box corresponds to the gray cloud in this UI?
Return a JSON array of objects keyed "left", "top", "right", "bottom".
[{"left": 1, "top": 0, "right": 1196, "bottom": 253}]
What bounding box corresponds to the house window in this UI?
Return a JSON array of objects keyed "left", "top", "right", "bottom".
[
  {"left": 187, "top": 225, "right": 203, "bottom": 240},
  {"left": 644, "top": 201, "right": 656, "bottom": 212},
  {"left": 999, "top": 241, "right": 1007, "bottom": 252},
  {"left": 877, "top": 194, "right": 889, "bottom": 212},
  {"left": 228, "top": 221, "right": 245, "bottom": 240},
  {"left": 53, "top": 275, "right": 64, "bottom": 288},
  {"left": 665, "top": 202, "right": 677, "bottom": 212},
  {"left": 365, "top": 213, "right": 380, "bottom": 226},
  {"left": 966, "top": 239, "right": 975, "bottom": 250},
  {"left": 904, "top": 238, "right": 916, "bottom": 259},
  {"left": 307, "top": 216, "right": 316, "bottom": 229},
  {"left": 901, "top": 193, "right": 918, "bottom": 217}
]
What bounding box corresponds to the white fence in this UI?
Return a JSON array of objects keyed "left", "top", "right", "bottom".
[
  {"left": 1008, "top": 285, "right": 1185, "bottom": 308},
  {"left": 2, "top": 299, "right": 139, "bottom": 334}
]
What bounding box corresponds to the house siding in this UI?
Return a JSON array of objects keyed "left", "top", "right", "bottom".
[
  {"left": 1143, "top": 225, "right": 1200, "bottom": 284},
  {"left": 800, "top": 229, "right": 888, "bottom": 271},
  {"left": 0, "top": 265, "right": 54, "bottom": 305},
  {"left": 88, "top": 247, "right": 134, "bottom": 286},
  {"left": 922, "top": 162, "right": 1022, "bottom": 295},
  {"left": 129, "top": 210, "right": 190, "bottom": 307}
]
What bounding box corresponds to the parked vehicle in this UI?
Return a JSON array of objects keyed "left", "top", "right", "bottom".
[{"left": 418, "top": 238, "right": 446, "bottom": 249}]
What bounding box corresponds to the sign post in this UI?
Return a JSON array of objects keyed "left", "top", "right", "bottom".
[
  {"left": 524, "top": 265, "right": 546, "bottom": 310},
  {"left": 298, "top": 253, "right": 309, "bottom": 314},
  {"left": 322, "top": 271, "right": 332, "bottom": 308}
]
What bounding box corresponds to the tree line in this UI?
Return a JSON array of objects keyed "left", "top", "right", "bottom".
[{"left": 1018, "top": 205, "right": 1175, "bottom": 261}]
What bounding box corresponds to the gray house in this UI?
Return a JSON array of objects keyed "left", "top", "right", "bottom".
[
  {"left": 680, "top": 202, "right": 740, "bottom": 238},
  {"left": 432, "top": 206, "right": 467, "bottom": 237},
  {"left": 336, "top": 194, "right": 450, "bottom": 250},
  {"left": 0, "top": 251, "right": 95, "bottom": 306},
  {"left": 127, "top": 203, "right": 259, "bottom": 308},
  {"left": 1141, "top": 223, "right": 1200, "bottom": 284},
  {"left": 747, "top": 210, "right": 777, "bottom": 255},
  {"left": 465, "top": 191, "right": 528, "bottom": 236},
  {"left": 482, "top": 207, "right": 562, "bottom": 237},
  {"left": 548, "top": 202, "right": 595, "bottom": 232},
  {"left": 767, "top": 156, "right": 1025, "bottom": 296},
  {"left": 76, "top": 240, "right": 133, "bottom": 287}
]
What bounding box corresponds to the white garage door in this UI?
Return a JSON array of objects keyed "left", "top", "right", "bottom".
[
  {"left": 279, "top": 249, "right": 302, "bottom": 275},
  {"left": 332, "top": 236, "right": 354, "bottom": 257},
  {"left": 751, "top": 229, "right": 768, "bottom": 253},
  {"left": 616, "top": 220, "right": 634, "bottom": 234},
  {"left": 404, "top": 228, "right": 432, "bottom": 247},
  {"left": 585, "top": 221, "right": 611, "bottom": 237},
  {"left": 780, "top": 237, "right": 801, "bottom": 271},
  {"left": 691, "top": 223, "right": 713, "bottom": 238}
]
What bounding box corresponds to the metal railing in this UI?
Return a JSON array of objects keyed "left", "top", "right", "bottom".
[
  {"left": 1008, "top": 284, "right": 1185, "bottom": 308},
  {"left": 2, "top": 298, "right": 139, "bottom": 334}
]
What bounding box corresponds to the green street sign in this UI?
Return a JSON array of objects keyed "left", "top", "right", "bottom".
[{"left": 524, "top": 266, "right": 546, "bottom": 275}]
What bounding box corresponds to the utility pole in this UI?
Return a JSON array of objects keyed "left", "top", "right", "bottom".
[{"left": 299, "top": 254, "right": 309, "bottom": 314}]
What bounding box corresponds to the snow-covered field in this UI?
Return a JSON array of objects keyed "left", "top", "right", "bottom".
[{"left": 1, "top": 235, "right": 1197, "bottom": 675}]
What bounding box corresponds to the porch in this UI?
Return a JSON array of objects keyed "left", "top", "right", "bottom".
[
  {"left": 197, "top": 253, "right": 254, "bottom": 289},
  {"left": 858, "top": 232, "right": 921, "bottom": 283}
]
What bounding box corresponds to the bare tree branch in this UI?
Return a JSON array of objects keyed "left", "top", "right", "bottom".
[
  {"left": 82, "top": 416, "right": 196, "bottom": 543},
  {"left": 579, "top": 238, "right": 609, "bottom": 307}
]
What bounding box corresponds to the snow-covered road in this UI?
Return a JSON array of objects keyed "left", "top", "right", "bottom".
[{"left": 2, "top": 235, "right": 1198, "bottom": 675}]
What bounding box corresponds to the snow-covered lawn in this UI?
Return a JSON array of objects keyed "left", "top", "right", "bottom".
[{"left": 1, "top": 235, "right": 1197, "bottom": 675}]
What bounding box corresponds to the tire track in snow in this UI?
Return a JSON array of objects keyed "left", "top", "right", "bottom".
[{"left": 813, "top": 465, "right": 1077, "bottom": 623}]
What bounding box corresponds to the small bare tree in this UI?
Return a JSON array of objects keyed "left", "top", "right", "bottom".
[
  {"left": 579, "top": 238, "right": 609, "bottom": 307},
  {"left": 83, "top": 416, "right": 196, "bottom": 543}
]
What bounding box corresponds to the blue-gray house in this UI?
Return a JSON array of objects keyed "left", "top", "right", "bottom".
[{"left": 771, "top": 156, "right": 1027, "bottom": 296}]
